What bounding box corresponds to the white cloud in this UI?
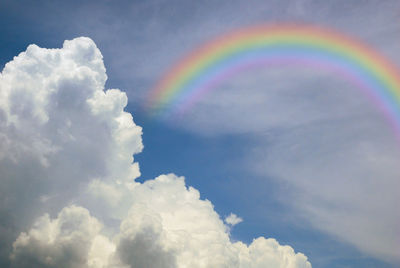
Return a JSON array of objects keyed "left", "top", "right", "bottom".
[
  {"left": 0, "top": 38, "right": 311, "bottom": 267},
  {"left": 116, "top": 174, "right": 237, "bottom": 267},
  {"left": 113, "top": 174, "right": 311, "bottom": 268},
  {"left": 0, "top": 37, "right": 143, "bottom": 265},
  {"left": 236, "top": 237, "right": 311, "bottom": 268},
  {"left": 11, "top": 174, "right": 311, "bottom": 268},
  {"left": 10, "top": 205, "right": 114, "bottom": 268},
  {"left": 225, "top": 213, "right": 243, "bottom": 226}
]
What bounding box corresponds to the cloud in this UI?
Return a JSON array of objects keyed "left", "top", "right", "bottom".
[
  {"left": 0, "top": 38, "right": 311, "bottom": 267},
  {"left": 10, "top": 205, "right": 114, "bottom": 268},
  {"left": 113, "top": 174, "right": 311, "bottom": 268},
  {"left": 225, "top": 213, "right": 243, "bottom": 226},
  {"left": 169, "top": 42, "right": 400, "bottom": 263},
  {"left": 250, "top": 119, "right": 400, "bottom": 262},
  {"left": 0, "top": 36, "right": 142, "bottom": 265},
  {"left": 11, "top": 175, "right": 311, "bottom": 268}
]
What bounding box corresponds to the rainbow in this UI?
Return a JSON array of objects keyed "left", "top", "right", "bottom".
[{"left": 146, "top": 24, "right": 400, "bottom": 133}]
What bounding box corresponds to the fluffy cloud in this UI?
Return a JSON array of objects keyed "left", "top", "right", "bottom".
[
  {"left": 10, "top": 205, "right": 113, "bottom": 268},
  {"left": 0, "top": 38, "right": 311, "bottom": 267},
  {"left": 114, "top": 174, "right": 311, "bottom": 268},
  {"left": 225, "top": 213, "right": 243, "bottom": 226},
  {"left": 0, "top": 36, "right": 142, "bottom": 265},
  {"left": 12, "top": 175, "right": 311, "bottom": 268}
]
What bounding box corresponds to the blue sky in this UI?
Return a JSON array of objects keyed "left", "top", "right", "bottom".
[{"left": 1, "top": 0, "right": 400, "bottom": 267}]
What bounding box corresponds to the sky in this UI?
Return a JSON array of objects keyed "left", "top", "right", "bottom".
[{"left": 0, "top": 0, "right": 400, "bottom": 267}]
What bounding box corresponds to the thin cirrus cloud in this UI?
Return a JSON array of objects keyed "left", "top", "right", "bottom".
[
  {"left": 173, "top": 50, "right": 400, "bottom": 263},
  {"left": 150, "top": 7, "right": 400, "bottom": 262},
  {"left": 0, "top": 37, "right": 311, "bottom": 267}
]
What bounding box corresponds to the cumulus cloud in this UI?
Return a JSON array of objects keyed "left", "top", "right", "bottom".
[
  {"left": 225, "top": 213, "right": 243, "bottom": 226},
  {"left": 113, "top": 174, "right": 311, "bottom": 268},
  {"left": 0, "top": 36, "right": 142, "bottom": 265},
  {"left": 0, "top": 38, "right": 311, "bottom": 267},
  {"left": 10, "top": 205, "right": 113, "bottom": 268},
  {"left": 12, "top": 175, "right": 311, "bottom": 268}
]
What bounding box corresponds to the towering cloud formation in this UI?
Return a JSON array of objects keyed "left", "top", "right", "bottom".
[{"left": 0, "top": 37, "right": 311, "bottom": 267}]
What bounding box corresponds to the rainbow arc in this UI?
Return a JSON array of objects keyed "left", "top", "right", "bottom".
[{"left": 146, "top": 24, "right": 400, "bottom": 134}]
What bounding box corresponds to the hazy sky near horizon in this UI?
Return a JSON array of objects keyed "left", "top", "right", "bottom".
[{"left": 1, "top": 1, "right": 400, "bottom": 267}]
